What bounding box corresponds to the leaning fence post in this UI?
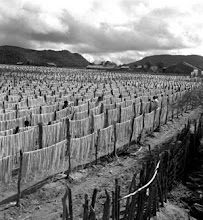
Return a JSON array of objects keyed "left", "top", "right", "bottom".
[
  {"left": 16, "top": 150, "right": 23, "bottom": 207},
  {"left": 91, "top": 188, "right": 98, "bottom": 209}
]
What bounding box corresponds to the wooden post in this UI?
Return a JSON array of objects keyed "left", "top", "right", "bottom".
[
  {"left": 38, "top": 123, "right": 43, "bottom": 149},
  {"left": 15, "top": 104, "right": 18, "bottom": 119},
  {"left": 165, "top": 96, "right": 169, "bottom": 124},
  {"left": 95, "top": 130, "right": 99, "bottom": 165},
  {"left": 118, "top": 105, "right": 121, "bottom": 123},
  {"left": 101, "top": 102, "right": 104, "bottom": 114},
  {"left": 3, "top": 101, "right": 5, "bottom": 113},
  {"left": 91, "top": 188, "right": 98, "bottom": 209},
  {"left": 129, "top": 117, "right": 134, "bottom": 144},
  {"left": 164, "top": 151, "right": 170, "bottom": 202},
  {"left": 102, "top": 190, "right": 111, "bottom": 220},
  {"left": 87, "top": 101, "right": 90, "bottom": 116},
  {"left": 89, "top": 206, "right": 96, "bottom": 220},
  {"left": 140, "top": 100, "right": 143, "bottom": 115},
  {"left": 105, "top": 108, "right": 109, "bottom": 128},
  {"left": 157, "top": 164, "right": 164, "bottom": 207},
  {"left": 115, "top": 179, "right": 120, "bottom": 220},
  {"left": 16, "top": 150, "right": 23, "bottom": 207},
  {"left": 62, "top": 187, "right": 69, "bottom": 220},
  {"left": 123, "top": 174, "right": 136, "bottom": 219},
  {"left": 54, "top": 111, "right": 57, "bottom": 121},
  {"left": 26, "top": 98, "right": 29, "bottom": 108},
  {"left": 91, "top": 113, "right": 94, "bottom": 134},
  {"left": 158, "top": 102, "right": 163, "bottom": 128},
  {"left": 112, "top": 191, "right": 115, "bottom": 220},
  {"left": 68, "top": 187, "right": 73, "bottom": 220},
  {"left": 148, "top": 145, "right": 151, "bottom": 156},
  {"left": 113, "top": 122, "right": 117, "bottom": 157},
  {"left": 83, "top": 194, "right": 89, "bottom": 220},
  {"left": 65, "top": 118, "right": 71, "bottom": 177},
  {"left": 171, "top": 102, "right": 174, "bottom": 121}
]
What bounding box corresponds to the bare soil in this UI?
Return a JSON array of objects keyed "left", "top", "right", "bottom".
[{"left": 0, "top": 109, "right": 201, "bottom": 220}]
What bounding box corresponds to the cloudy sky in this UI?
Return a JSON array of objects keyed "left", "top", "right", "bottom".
[{"left": 0, "top": 0, "right": 203, "bottom": 64}]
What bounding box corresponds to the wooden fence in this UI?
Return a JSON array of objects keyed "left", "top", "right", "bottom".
[{"left": 61, "top": 115, "right": 203, "bottom": 219}]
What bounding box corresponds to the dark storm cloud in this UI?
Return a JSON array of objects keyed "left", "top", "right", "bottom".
[{"left": 0, "top": 5, "right": 41, "bottom": 48}]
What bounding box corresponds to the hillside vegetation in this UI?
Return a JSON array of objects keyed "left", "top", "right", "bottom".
[
  {"left": 128, "top": 54, "right": 203, "bottom": 68},
  {"left": 0, "top": 45, "right": 89, "bottom": 67}
]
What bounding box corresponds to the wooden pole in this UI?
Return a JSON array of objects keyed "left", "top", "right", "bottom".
[
  {"left": 16, "top": 150, "right": 23, "bottom": 207},
  {"left": 62, "top": 187, "right": 69, "bottom": 220},
  {"left": 68, "top": 187, "right": 73, "bottom": 220},
  {"left": 83, "top": 194, "right": 89, "bottom": 220},
  {"left": 91, "top": 188, "right": 98, "bottom": 209},
  {"left": 89, "top": 205, "right": 96, "bottom": 220},
  {"left": 112, "top": 191, "right": 116, "bottom": 220},
  {"left": 38, "top": 123, "right": 43, "bottom": 149},
  {"left": 65, "top": 118, "right": 71, "bottom": 178},
  {"left": 102, "top": 190, "right": 111, "bottom": 220},
  {"left": 113, "top": 122, "right": 117, "bottom": 157}
]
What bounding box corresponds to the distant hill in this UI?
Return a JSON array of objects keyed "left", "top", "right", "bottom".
[
  {"left": 0, "top": 45, "right": 89, "bottom": 67},
  {"left": 128, "top": 54, "right": 203, "bottom": 69}
]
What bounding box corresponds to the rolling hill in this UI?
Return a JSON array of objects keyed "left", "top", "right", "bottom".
[
  {"left": 128, "top": 54, "right": 203, "bottom": 69},
  {"left": 0, "top": 45, "right": 89, "bottom": 67}
]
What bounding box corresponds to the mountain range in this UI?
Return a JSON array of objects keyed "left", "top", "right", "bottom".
[
  {"left": 128, "top": 54, "right": 203, "bottom": 69},
  {"left": 0, "top": 45, "right": 89, "bottom": 67},
  {"left": 0, "top": 45, "right": 203, "bottom": 70}
]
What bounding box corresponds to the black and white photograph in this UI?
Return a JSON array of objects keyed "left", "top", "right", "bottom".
[{"left": 0, "top": 0, "right": 203, "bottom": 219}]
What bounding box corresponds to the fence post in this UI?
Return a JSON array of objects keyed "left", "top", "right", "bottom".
[
  {"left": 102, "top": 190, "right": 111, "bottom": 220},
  {"left": 105, "top": 108, "right": 109, "bottom": 128},
  {"left": 112, "top": 191, "right": 115, "bottom": 220},
  {"left": 158, "top": 102, "right": 162, "bottom": 129},
  {"left": 115, "top": 179, "right": 120, "bottom": 220},
  {"left": 83, "top": 194, "right": 89, "bottom": 220},
  {"left": 2, "top": 101, "right": 5, "bottom": 113},
  {"left": 15, "top": 104, "right": 18, "bottom": 119},
  {"left": 16, "top": 150, "right": 23, "bottom": 207},
  {"left": 95, "top": 130, "right": 99, "bottom": 165},
  {"left": 89, "top": 206, "right": 96, "bottom": 220},
  {"left": 113, "top": 122, "right": 117, "bottom": 157},
  {"left": 65, "top": 118, "right": 71, "bottom": 177},
  {"left": 129, "top": 117, "right": 134, "bottom": 145},
  {"left": 165, "top": 95, "right": 169, "bottom": 124},
  {"left": 68, "top": 187, "right": 73, "bottom": 220},
  {"left": 38, "top": 123, "right": 43, "bottom": 149},
  {"left": 62, "top": 187, "right": 69, "bottom": 220},
  {"left": 123, "top": 174, "right": 136, "bottom": 219},
  {"left": 54, "top": 110, "right": 57, "bottom": 121},
  {"left": 90, "top": 188, "right": 98, "bottom": 209}
]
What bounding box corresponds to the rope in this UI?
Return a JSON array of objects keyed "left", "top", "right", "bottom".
[{"left": 121, "top": 160, "right": 160, "bottom": 200}]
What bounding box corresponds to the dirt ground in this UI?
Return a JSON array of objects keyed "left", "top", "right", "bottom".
[
  {"left": 151, "top": 201, "right": 196, "bottom": 220},
  {"left": 0, "top": 108, "right": 201, "bottom": 220}
]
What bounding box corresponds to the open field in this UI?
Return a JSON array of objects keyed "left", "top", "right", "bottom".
[{"left": 0, "top": 64, "right": 202, "bottom": 219}]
